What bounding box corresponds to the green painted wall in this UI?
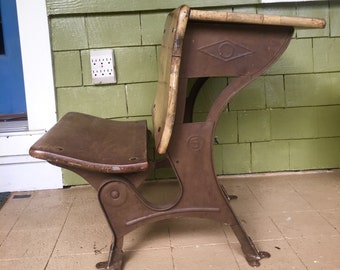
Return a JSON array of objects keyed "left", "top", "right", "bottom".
[{"left": 46, "top": 0, "right": 340, "bottom": 185}]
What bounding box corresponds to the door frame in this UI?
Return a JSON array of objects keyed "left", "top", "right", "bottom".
[{"left": 0, "top": 0, "right": 62, "bottom": 192}]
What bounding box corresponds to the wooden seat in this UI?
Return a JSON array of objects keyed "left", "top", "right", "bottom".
[
  {"left": 30, "top": 112, "right": 148, "bottom": 174},
  {"left": 30, "top": 5, "right": 325, "bottom": 270}
]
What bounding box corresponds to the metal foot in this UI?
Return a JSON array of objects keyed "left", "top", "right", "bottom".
[
  {"left": 230, "top": 215, "right": 270, "bottom": 268},
  {"left": 241, "top": 235, "right": 271, "bottom": 267},
  {"left": 96, "top": 236, "right": 123, "bottom": 270},
  {"left": 96, "top": 260, "right": 122, "bottom": 270},
  {"left": 96, "top": 261, "right": 110, "bottom": 270},
  {"left": 220, "top": 184, "right": 238, "bottom": 201},
  {"left": 246, "top": 251, "right": 271, "bottom": 267}
]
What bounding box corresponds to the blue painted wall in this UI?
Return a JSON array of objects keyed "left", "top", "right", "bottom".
[{"left": 0, "top": 0, "right": 26, "bottom": 115}]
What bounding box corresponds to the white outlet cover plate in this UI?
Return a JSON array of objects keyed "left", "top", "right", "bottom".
[{"left": 90, "top": 49, "right": 116, "bottom": 84}]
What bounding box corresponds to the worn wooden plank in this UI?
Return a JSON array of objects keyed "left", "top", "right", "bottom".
[
  {"left": 30, "top": 112, "right": 148, "bottom": 173},
  {"left": 190, "top": 9, "right": 326, "bottom": 29},
  {"left": 152, "top": 5, "right": 189, "bottom": 154}
]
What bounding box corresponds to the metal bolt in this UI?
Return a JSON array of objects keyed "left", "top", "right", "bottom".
[{"left": 111, "top": 190, "right": 120, "bottom": 199}]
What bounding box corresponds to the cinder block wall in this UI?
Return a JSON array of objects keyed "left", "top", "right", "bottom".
[{"left": 46, "top": 0, "right": 340, "bottom": 185}]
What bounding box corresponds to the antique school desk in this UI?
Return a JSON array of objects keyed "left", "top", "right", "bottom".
[{"left": 30, "top": 5, "right": 325, "bottom": 270}]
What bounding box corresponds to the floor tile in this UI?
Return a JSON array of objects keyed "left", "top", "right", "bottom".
[
  {"left": 319, "top": 209, "right": 340, "bottom": 233},
  {"left": 46, "top": 253, "right": 108, "bottom": 270},
  {"left": 0, "top": 208, "right": 22, "bottom": 233},
  {"left": 168, "top": 218, "right": 227, "bottom": 247},
  {"left": 246, "top": 178, "right": 313, "bottom": 212},
  {"left": 123, "top": 248, "right": 173, "bottom": 270},
  {"left": 224, "top": 212, "right": 284, "bottom": 243},
  {"left": 1, "top": 170, "right": 340, "bottom": 269},
  {"left": 124, "top": 220, "right": 171, "bottom": 251},
  {"left": 230, "top": 239, "right": 308, "bottom": 270},
  {"left": 28, "top": 190, "right": 73, "bottom": 209},
  {"left": 70, "top": 186, "right": 98, "bottom": 205},
  {"left": 13, "top": 206, "right": 69, "bottom": 230},
  {"left": 0, "top": 228, "right": 60, "bottom": 259},
  {"left": 221, "top": 179, "right": 265, "bottom": 215},
  {"left": 0, "top": 194, "right": 31, "bottom": 232},
  {"left": 53, "top": 223, "right": 111, "bottom": 256},
  {"left": 0, "top": 257, "right": 49, "bottom": 270},
  {"left": 288, "top": 235, "right": 340, "bottom": 269},
  {"left": 172, "top": 244, "right": 239, "bottom": 270},
  {"left": 65, "top": 200, "right": 106, "bottom": 227},
  {"left": 290, "top": 174, "right": 340, "bottom": 210},
  {"left": 270, "top": 211, "right": 338, "bottom": 239},
  {"left": 0, "top": 231, "right": 7, "bottom": 244}
]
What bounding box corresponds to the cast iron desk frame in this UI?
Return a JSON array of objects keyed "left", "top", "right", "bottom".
[{"left": 30, "top": 5, "right": 325, "bottom": 270}]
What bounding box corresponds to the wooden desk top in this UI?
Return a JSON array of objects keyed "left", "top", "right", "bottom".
[{"left": 189, "top": 9, "right": 326, "bottom": 29}]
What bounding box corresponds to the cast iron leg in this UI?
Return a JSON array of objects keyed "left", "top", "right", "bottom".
[
  {"left": 229, "top": 211, "right": 270, "bottom": 266},
  {"left": 220, "top": 184, "right": 238, "bottom": 201},
  {"left": 221, "top": 182, "right": 270, "bottom": 266},
  {"left": 96, "top": 236, "right": 123, "bottom": 270},
  {"left": 167, "top": 122, "right": 270, "bottom": 267}
]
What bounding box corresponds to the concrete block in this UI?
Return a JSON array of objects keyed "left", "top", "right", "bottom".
[
  {"left": 271, "top": 107, "right": 319, "bottom": 140},
  {"left": 50, "top": 16, "right": 88, "bottom": 51},
  {"left": 222, "top": 143, "right": 251, "bottom": 174},
  {"left": 252, "top": 140, "right": 289, "bottom": 172},
  {"left": 54, "top": 51, "right": 82, "bottom": 87},
  {"left": 87, "top": 13, "right": 141, "bottom": 47},
  {"left": 238, "top": 110, "right": 270, "bottom": 142}
]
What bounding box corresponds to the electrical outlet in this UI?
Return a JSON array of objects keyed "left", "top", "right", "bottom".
[{"left": 90, "top": 49, "right": 116, "bottom": 84}]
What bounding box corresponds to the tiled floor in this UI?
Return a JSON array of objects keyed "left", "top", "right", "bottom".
[{"left": 0, "top": 170, "right": 340, "bottom": 270}]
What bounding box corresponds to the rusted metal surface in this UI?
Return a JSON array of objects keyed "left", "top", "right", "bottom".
[
  {"left": 180, "top": 21, "right": 294, "bottom": 125},
  {"left": 29, "top": 5, "right": 325, "bottom": 270}
]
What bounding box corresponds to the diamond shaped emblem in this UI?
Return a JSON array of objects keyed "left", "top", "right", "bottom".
[{"left": 198, "top": 40, "right": 253, "bottom": 62}]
